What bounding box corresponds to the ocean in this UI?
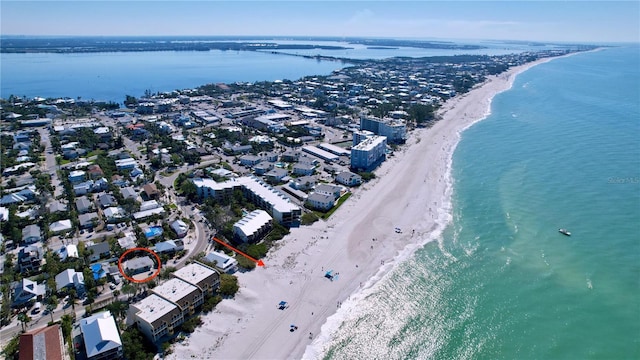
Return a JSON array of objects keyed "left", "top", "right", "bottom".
[{"left": 315, "top": 45, "right": 640, "bottom": 359}]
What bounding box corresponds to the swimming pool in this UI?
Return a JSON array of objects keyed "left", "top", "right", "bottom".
[{"left": 144, "top": 226, "right": 163, "bottom": 238}]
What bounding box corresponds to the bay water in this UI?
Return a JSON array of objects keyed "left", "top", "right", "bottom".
[{"left": 318, "top": 45, "right": 640, "bottom": 359}]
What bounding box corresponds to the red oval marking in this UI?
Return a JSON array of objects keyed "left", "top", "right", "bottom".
[{"left": 118, "top": 247, "right": 162, "bottom": 283}]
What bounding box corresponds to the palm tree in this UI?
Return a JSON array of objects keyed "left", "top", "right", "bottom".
[
  {"left": 17, "top": 312, "right": 31, "bottom": 332},
  {"left": 67, "top": 288, "right": 77, "bottom": 310},
  {"left": 46, "top": 303, "right": 55, "bottom": 323}
]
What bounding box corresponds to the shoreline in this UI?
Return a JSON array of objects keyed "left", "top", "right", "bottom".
[{"left": 169, "top": 55, "right": 571, "bottom": 360}]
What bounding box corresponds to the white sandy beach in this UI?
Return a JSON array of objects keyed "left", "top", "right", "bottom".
[{"left": 169, "top": 57, "right": 556, "bottom": 360}]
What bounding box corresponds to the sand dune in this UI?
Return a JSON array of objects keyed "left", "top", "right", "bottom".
[{"left": 169, "top": 58, "right": 554, "bottom": 360}]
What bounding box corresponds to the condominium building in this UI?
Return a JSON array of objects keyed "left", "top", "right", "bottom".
[
  {"left": 360, "top": 116, "right": 407, "bottom": 144},
  {"left": 129, "top": 294, "right": 183, "bottom": 343},
  {"left": 350, "top": 135, "right": 387, "bottom": 172},
  {"left": 192, "top": 176, "right": 301, "bottom": 225},
  {"left": 172, "top": 262, "right": 220, "bottom": 296},
  {"left": 151, "top": 278, "right": 203, "bottom": 318},
  {"left": 232, "top": 209, "right": 273, "bottom": 243}
]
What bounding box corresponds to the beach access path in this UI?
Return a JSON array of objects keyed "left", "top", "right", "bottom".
[{"left": 169, "top": 57, "right": 556, "bottom": 360}]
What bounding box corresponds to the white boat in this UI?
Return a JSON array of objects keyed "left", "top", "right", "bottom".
[{"left": 558, "top": 228, "right": 571, "bottom": 236}]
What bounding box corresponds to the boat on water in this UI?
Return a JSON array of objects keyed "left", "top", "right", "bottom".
[{"left": 558, "top": 228, "right": 571, "bottom": 236}]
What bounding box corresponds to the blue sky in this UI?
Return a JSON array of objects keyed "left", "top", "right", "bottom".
[{"left": 1, "top": 1, "right": 638, "bottom": 43}]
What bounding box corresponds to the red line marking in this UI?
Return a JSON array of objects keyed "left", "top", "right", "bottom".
[{"left": 211, "top": 237, "right": 265, "bottom": 267}]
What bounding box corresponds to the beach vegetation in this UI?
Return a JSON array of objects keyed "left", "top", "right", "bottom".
[
  {"left": 121, "top": 326, "right": 156, "bottom": 360},
  {"left": 358, "top": 172, "right": 376, "bottom": 182},
  {"left": 219, "top": 273, "right": 239, "bottom": 297},
  {"left": 301, "top": 212, "right": 320, "bottom": 225},
  {"left": 180, "top": 315, "right": 203, "bottom": 333},
  {"left": 201, "top": 294, "right": 223, "bottom": 313},
  {"left": 236, "top": 255, "right": 256, "bottom": 270}
]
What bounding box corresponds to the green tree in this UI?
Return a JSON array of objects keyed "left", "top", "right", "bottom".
[
  {"left": 219, "top": 274, "right": 239, "bottom": 297},
  {"left": 121, "top": 326, "right": 156, "bottom": 360},
  {"left": 18, "top": 312, "right": 31, "bottom": 331},
  {"left": 46, "top": 302, "right": 55, "bottom": 323},
  {"left": 0, "top": 334, "right": 19, "bottom": 360}
]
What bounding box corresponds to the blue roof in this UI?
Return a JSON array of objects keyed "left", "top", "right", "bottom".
[{"left": 91, "top": 263, "right": 107, "bottom": 280}]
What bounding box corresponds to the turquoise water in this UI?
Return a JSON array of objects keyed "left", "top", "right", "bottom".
[{"left": 318, "top": 46, "right": 640, "bottom": 359}]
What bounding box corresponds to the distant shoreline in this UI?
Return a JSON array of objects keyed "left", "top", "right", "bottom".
[{"left": 0, "top": 36, "right": 487, "bottom": 54}]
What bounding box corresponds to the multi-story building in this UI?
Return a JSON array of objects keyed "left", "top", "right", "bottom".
[
  {"left": 360, "top": 116, "right": 407, "bottom": 144},
  {"left": 151, "top": 278, "right": 203, "bottom": 318},
  {"left": 350, "top": 135, "right": 387, "bottom": 172},
  {"left": 129, "top": 294, "right": 183, "bottom": 343},
  {"left": 192, "top": 176, "right": 301, "bottom": 225},
  {"left": 172, "top": 262, "right": 220, "bottom": 297},
  {"left": 335, "top": 171, "right": 363, "bottom": 187},
  {"left": 352, "top": 130, "right": 375, "bottom": 147},
  {"left": 232, "top": 210, "right": 273, "bottom": 243},
  {"left": 80, "top": 311, "right": 123, "bottom": 360},
  {"left": 18, "top": 244, "right": 45, "bottom": 273}
]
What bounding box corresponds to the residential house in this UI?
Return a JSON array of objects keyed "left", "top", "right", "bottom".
[
  {"left": 170, "top": 219, "right": 188, "bottom": 238},
  {"left": 111, "top": 175, "right": 127, "bottom": 187},
  {"left": 87, "top": 164, "right": 104, "bottom": 180},
  {"left": 56, "top": 244, "right": 79, "bottom": 261},
  {"left": 76, "top": 196, "right": 93, "bottom": 214},
  {"left": 98, "top": 193, "right": 117, "bottom": 209},
  {"left": 49, "top": 219, "right": 73, "bottom": 234},
  {"left": 314, "top": 183, "right": 343, "bottom": 200},
  {"left": 48, "top": 200, "right": 68, "bottom": 214},
  {"left": 124, "top": 257, "right": 154, "bottom": 276},
  {"left": 264, "top": 168, "right": 289, "bottom": 184},
  {"left": 19, "top": 325, "right": 68, "bottom": 360},
  {"left": 154, "top": 240, "right": 184, "bottom": 254},
  {"left": 22, "top": 224, "right": 42, "bottom": 244},
  {"left": 103, "top": 207, "right": 126, "bottom": 223},
  {"left": 290, "top": 175, "right": 316, "bottom": 191},
  {"left": 68, "top": 170, "right": 86, "bottom": 184},
  {"left": 204, "top": 251, "right": 238, "bottom": 273},
  {"left": 80, "top": 311, "right": 123, "bottom": 360},
  {"left": 239, "top": 154, "right": 262, "bottom": 167},
  {"left": 79, "top": 212, "right": 99, "bottom": 229},
  {"left": 74, "top": 180, "right": 94, "bottom": 196},
  {"left": 335, "top": 171, "right": 363, "bottom": 187},
  {"left": 55, "top": 269, "right": 85, "bottom": 293},
  {"left": 18, "top": 244, "right": 45, "bottom": 273},
  {"left": 253, "top": 161, "right": 274, "bottom": 176},
  {"left": 305, "top": 192, "right": 335, "bottom": 211},
  {"left": 12, "top": 278, "right": 46, "bottom": 306},
  {"left": 232, "top": 210, "right": 272, "bottom": 243},
  {"left": 142, "top": 183, "right": 160, "bottom": 200},
  {"left": 120, "top": 187, "right": 138, "bottom": 200},
  {"left": 280, "top": 150, "right": 300, "bottom": 162},
  {"left": 292, "top": 162, "right": 316, "bottom": 176},
  {"left": 86, "top": 242, "right": 110, "bottom": 262}
]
